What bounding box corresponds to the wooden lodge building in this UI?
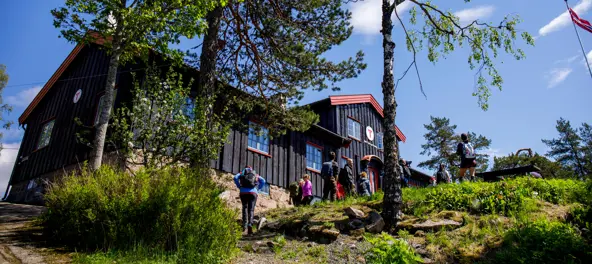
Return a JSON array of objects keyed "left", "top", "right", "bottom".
[{"left": 3, "top": 41, "right": 433, "bottom": 203}]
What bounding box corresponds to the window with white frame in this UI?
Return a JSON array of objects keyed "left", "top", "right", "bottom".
[
  {"left": 248, "top": 122, "right": 269, "bottom": 153},
  {"left": 306, "top": 143, "right": 323, "bottom": 171},
  {"left": 347, "top": 118, "right": 361, "bottom": 139},
  {"left": 376, "top": 132, "right": 384, "bottom": 149},
  {"left": 37, "top": 119, "right": 55, "bottom": 149},
  {"left": 94, "top": 90, "right": 118, "bottom": 126}
]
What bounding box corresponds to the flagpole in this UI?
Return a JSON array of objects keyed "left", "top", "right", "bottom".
[{"left": 565, "top": 0, "right": 592, "bottom": 79}]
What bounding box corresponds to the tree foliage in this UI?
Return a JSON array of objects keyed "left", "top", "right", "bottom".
[
  {"left": 492, "top": 151, "right": 573, "bottom": 179},
  {"left": 542, "top": 118, "right": 588, "bottom": 177},
  {"left": 110, "top": 65, "right": 229, "bottom": 169},
  {"left": 190, "top": 0, "right": 367, "bottom": 136},
  {"left": 579, "top": 122, "right": 592, "bottom": 174},
  {"left": 418, "top": 116, "right": 492, "bottom": 175},
  {"left": 51, "top": 0, "right": 219, "bottom": 170},
  {"left": 376, "top": 0, "right": 533, "bottom": 228},
  {"left": 0, "top": 64, "right": 12, "bottom": 152}
]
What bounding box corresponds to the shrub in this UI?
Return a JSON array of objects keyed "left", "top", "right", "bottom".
[
  {"left": 489, "top": 220, "right": 592, "bottom": 264},
  {"left": 41, "top": 165, "right": 240, "bottom": 263},
  {"left": 365, "top": 233, "right": 423, "bottom": 264}
]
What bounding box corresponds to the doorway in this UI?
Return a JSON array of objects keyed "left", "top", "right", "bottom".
[{"left": 367, "top": 167, "right": 380, "bottom": 193}]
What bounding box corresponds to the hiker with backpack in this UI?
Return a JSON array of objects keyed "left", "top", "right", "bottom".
[
  {"left": 338, "top": 158, "right": 356, "bottom": 197},
  {"left": 288, "top": 178, "right": 304, "bottom": 207},
  {"left": 321, "top": 151, "right": 340, "bottom": 202},
  {"left": 357, "top": 171, "right": 371, "bottom": 197},
  {"left": 398, "top": 159, "right": 412, "bottom": 188},
  {"left": 457, "top": 133, "right": 477, "bottom": 182},
  {"left": 233, "top": 166, "right": 266, "bottom": 235},
  {"left": 435, "top": 163, "right": 452, "bottom": 184}
]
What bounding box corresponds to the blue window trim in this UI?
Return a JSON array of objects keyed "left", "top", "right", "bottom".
[
  {"left": 306, "top": 143, "right": 323, "bottom": 171},
  {"left": 248, "top": 122, "right": 269, "bottom": 154}
]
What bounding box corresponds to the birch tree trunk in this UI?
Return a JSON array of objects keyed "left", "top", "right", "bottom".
[{"left": 381, "top": 0, "right": 404, "bottom": 231}]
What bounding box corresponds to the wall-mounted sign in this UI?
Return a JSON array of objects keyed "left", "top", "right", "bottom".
[
  {"left": 73, "top": 89, "right": 82, "bottom": 103},
  {"left": 366, "top": 126, "right": 374, "bottom": 141}
]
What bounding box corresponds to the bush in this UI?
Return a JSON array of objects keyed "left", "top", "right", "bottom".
[
  {"left": 403, "top": 178, "right": 589, "bottom": 216},
  {"left": 489, "top": 220, "right": 592, "bottom": 264},
  {"left": 365, "top": 233, "right": 423, "bottom": 264},
  {"left": 41, "top": 166, "right": 240, "bottom": 263}
]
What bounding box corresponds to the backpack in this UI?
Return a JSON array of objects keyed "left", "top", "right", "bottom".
[
  {"left": 320, "top": 161, "right": 333, "bottom": 180},
  {"left": 463, "top": 142, "right": 476, "bottom": 159},
  {"left": 240, "top": 171, "right": 258, "bottom": 188},
  {"left": 289, "top": 181, "right": 300, "bottom": 196}
]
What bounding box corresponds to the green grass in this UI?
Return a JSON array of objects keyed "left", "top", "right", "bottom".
[{"left": 73, "top": 250, "right": 177, "bottom": 264}]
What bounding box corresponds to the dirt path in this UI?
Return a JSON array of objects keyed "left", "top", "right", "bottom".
[{"left": 0, "top": 202, "right": 70, "bottom": 264}]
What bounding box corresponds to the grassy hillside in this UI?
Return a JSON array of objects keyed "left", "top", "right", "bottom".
[{"left": 234, "top": 177, "right": 592, "bottom": 264}]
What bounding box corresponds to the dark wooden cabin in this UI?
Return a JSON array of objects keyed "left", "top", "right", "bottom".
[{"left": 3, "top": 42, "right": 410, "bottom": 203}]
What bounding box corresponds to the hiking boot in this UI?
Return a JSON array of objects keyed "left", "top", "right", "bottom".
[{"left": 247, "top": 226, "right": 253, "bottom": 235}]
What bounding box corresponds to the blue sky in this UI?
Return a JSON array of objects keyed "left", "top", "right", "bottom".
[{"left": 2, "top": 0, "right": 592, "bottom": 196}]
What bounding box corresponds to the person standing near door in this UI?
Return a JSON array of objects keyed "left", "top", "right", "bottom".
[
  {"left": 321, "top": 151, "right": 340, "bottom": 202},
  {"left": 339, "top": 158, "right": 356, "bottom": 197}
]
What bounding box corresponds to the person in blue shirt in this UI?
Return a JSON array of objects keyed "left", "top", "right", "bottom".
[{"left": 233, "top": 166, "right": 266, "bottom": 235}]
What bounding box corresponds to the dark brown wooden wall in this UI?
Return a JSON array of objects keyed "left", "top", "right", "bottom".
[{"left": 11, "top": 44, "right": 135, "bottom": 184}]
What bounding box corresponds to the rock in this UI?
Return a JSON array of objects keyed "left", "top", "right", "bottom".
[
  {"left": 267, "top": 241, "right": 279, "bottom": 248},
  {"left": 422, "top": 258, "right": 435, "bottom": 264},
  {"left": 350, "top": 228, "right": 365, "bottom": 237},
  {"left": 414, "top": 230, "right": 425, "bottom": 237},
  {"left": 348, "top": 219, "right": 365, "bottom": 230},
  {"left": 435, "top": 211, "right": 464, "bottom": 223},
  {"left": 398, "top": 219, "right": 462, "bottom": 233},
  {"left": 349, "top": 244, "right": 357, "bottom": 249},
  {"left": 365, "top": 211, "right": 385, "bottom": 233},
  {"left": 258, "top": 217, "right": 267, "bottom": 230},
  {"left": 356, "top": 256, "right": 366, "bottom": 263},
  {"left": 308, "top": 225, "right": 324, "bottom": 234},
  {"left": 266, "top": 221, "right": 283, "bottom": 231},
  {"left": 321, "top": 229, "right": 341, "bottom": 241},
  {"left": 218, "top": 190, "right": 231, "bottom": 200},
  {"left": 344, "top": 207, "right": 365, "bottom": 219}
]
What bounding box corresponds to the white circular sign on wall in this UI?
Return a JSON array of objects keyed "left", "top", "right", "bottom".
[
  {"left": 73, "top": 89, "right": 82, "bottom": 103},
  {"left": 366, "top": 126, "right": 374, "bottom": 141}
]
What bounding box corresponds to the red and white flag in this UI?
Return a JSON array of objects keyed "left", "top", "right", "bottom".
[{"left": 569, "top": 8, "right": 592, "bottom": 34}]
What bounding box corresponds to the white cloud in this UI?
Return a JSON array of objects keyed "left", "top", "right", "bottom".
[
  {"left": 481, "top": 148, "right": 502, "bottom": 158},
  {"left": 539, "top": 0, "right": 592, "bottom": 37},
  {"left": 350, "top": 0, "right": 412, "bottom": 36},
  {"left": 555, "top": 54, "right": 581, "bottom": 64},
  {"left": 546, "top": 68, "right": 573, "bottom": 88},
  {"left": 0, "top": 142, "right": 20, "bottom": 199},
  {"left": 454, "top": 5, "right": 496, "bottom": 25},
  {"left": 5, "top": 86, "right": 41, "bottom": 108}
]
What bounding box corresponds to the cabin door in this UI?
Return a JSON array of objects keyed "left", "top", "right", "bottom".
[{"left": 368, "top": 167, "right": 379, "bottom": 193}]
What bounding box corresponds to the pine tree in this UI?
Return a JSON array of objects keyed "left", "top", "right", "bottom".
[
  {"left": 377, "top": 0, "right": 534, "bottom": 229},
  {"left": 418, "top": 116, "right": 491, "bottom": 176},
  {"left": 51, "top": 0, "right": 218, "bottom": 170},
  {"left": 579, "top": 122, "right": 592, "bottom": 175},
  {"left": 190, "top": 0, "right": 367, "bottom": 136},
  {"left": 542, "top": 118, "right": 587, "bottom": 177}
]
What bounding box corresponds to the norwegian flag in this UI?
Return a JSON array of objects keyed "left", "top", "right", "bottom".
[{"left": 569, "top": 8, "right": 592, "bottom": 34}]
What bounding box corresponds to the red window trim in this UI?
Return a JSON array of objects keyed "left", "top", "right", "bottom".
[
  {"left": 347, "top": 116, "right": 361, "bottom": 123},
  {"left": 306, "top": 141, "right": 323, "bottom": 150},
  {"left": 247, "top": 147, "right": 272, "bottom": 158},
  {"left": 306, "top": 167, "right": 321, "bottom": 174},
  {"left": 34, "top": 117, "right": 56, "bottom": 152}
]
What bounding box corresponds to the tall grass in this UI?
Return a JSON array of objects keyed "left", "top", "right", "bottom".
[{"left": 41, "top": 166, "right": 240, "bottom": 263}]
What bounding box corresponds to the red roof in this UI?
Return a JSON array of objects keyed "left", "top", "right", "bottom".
[{"left": 329, "top": 94, "right": 406, "bottom": 143}]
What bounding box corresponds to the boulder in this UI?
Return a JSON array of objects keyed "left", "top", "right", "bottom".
[
  {"left": 365, "top": 211, "right": 385, "bottom": 233},
  {"left": 218, "top": 190, "right": 231, "bottom": 201},
  {"left": 321, "top": 228, "right": 341, "bottom": 241},
  {"left": 349, "top": 228, "right": 365, "bottom": 237},
  {"left": 398, "top": 219, "right": 462, "bottom": 233},
  {"left": 348, "top": 219, "right": 365, "bottom": 230},
  {"left": 344, "top": 207, "right": 365, "bottom": 219},
  {"left": 414, "top": 230, "right": 425, "bottom": 237},
  {"left": 265, "top": 221, "right": 283, "bottom": 231}
]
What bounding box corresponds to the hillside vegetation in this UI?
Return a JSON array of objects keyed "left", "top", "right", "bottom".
[{"left": 240, "top": 177, "right": 592, "bottom": 264}]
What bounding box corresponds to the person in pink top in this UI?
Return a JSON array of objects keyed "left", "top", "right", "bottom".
[{"left": 301, "top": 174, "right": 313, "bottom": 205}]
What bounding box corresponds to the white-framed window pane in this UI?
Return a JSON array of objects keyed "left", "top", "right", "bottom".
[
  {"left": 348, "top": 118, "right": 361, "bottom": 139},
  {"left": 248, "top": 122, "right": 269, "bottom": 153},
  {"left": 37, "top": 120, "right": 55, "bottom": 149}
]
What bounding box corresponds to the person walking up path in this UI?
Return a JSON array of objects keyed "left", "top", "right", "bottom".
[
  {"left": 233, "top": 166, "right": 266, "bottom": 235},
  {"left": 321, "top": 151, "right": 340, "bottom": 202},
  {"left": 457, "top": 133, "right": 477, "bottom": 182}
]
